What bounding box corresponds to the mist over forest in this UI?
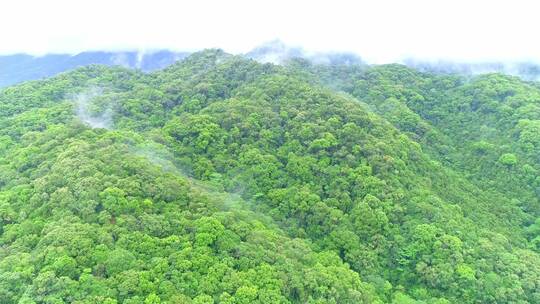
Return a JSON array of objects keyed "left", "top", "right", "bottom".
[{"left": 5, "top": 40, "right": 540, "bottom": 88}]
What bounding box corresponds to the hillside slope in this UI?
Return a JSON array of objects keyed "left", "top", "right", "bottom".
[{"left": 0, "top": 50, "right": 539, "bottom": 303}]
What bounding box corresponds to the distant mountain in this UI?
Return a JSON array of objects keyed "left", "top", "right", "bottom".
[
  {"left": 0, "top": 50, "right": 189, "bottom": 87},
  {"left": 6, "top": 44, "right": 540, "bottom": 90}
]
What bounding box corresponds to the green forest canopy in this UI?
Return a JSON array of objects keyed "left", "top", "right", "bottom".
[{"left": 0, "top": 49, "right": 539, "bottom": 303}]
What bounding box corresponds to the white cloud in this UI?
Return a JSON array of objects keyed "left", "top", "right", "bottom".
[{"left": 1, "top": 0, "right": 539, "bottom": 63}]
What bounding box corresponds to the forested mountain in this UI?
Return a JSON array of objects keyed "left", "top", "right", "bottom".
[
  {"left": 0, "top": 49, "right": 539, "bottom": 303},
  {"left": 0, "top": 51, "right": 189, "bottom": 88}
]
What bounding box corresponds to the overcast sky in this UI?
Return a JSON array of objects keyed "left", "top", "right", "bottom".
[{"left": 1, "top": 0, "right": 538, "bottom": 63}]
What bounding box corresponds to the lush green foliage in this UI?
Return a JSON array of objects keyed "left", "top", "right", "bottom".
[{"left": 1, "top": 50, "right": 540, "bottom": 303}]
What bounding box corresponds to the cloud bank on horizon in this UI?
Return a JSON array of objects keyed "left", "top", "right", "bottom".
[{"left": 1, "top": 0, "right": 539, "bottom": 64}]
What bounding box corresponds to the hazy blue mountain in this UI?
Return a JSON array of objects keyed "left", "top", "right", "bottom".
[{"left": 0, "top": 50, "right": 189, "bottom": 87}]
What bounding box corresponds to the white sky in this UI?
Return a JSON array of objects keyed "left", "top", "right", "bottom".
[{"left": 1, "top": 0, "right": 539, "bottom": 63}]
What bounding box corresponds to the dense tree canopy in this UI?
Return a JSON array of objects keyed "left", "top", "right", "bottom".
[{"left": 0, "top": 49, "right": 539, "bottom": 303}]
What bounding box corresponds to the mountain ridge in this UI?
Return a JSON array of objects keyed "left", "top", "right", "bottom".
[{"left": 0, "top": 49, "right": 539, "bottom": 303}]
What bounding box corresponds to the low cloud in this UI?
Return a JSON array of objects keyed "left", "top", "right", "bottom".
[
  {"left": 403, "top": 59, "right": 540, "bottom": 81},
  {"left": 246, "top": 40, "right": 364, "bottom": 66},
  {"left": 73, "top": 87, "right": 114, "bottom": 129}
]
